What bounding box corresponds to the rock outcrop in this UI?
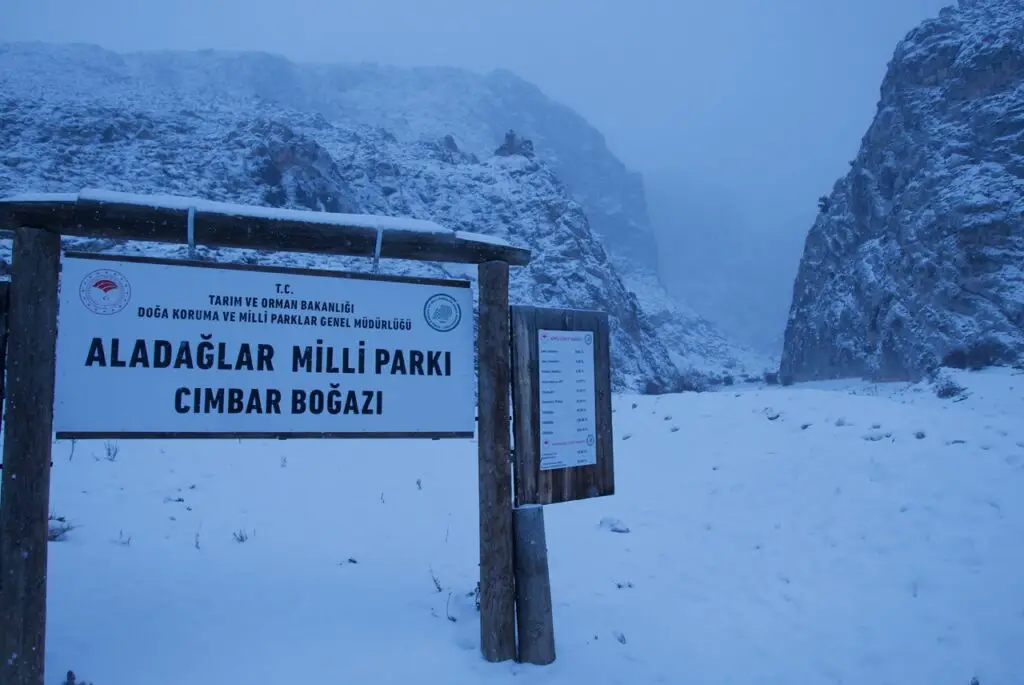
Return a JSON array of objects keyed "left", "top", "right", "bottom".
[{"left": 782, "top": 0, "right": 1024, "bottom": 381}]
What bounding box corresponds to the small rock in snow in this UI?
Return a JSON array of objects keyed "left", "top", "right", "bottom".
[{"left": 600, "top": 517, "right": 631, "bottom": 534}]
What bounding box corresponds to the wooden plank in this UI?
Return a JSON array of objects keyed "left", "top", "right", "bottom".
[
  {"left": 510, "top": 305, "right": 539, "bottom": 507},
  {"left": 593, "top": 312, "right": 616, "bottom": 497},
  {"left": 0, "top": 227, "right": 61, "bottom": 685},
  {"left": 0, "top": 281, "right": 10, "bottom": 436},
  {"left": 513, "top": 504, "right": 556, "bottom": 664},
  {"left": 476, "top": 261, "right": 516, "bottom": 662},
  {"left": 510, "top": 305, "right": 615, "bottom": 506},
  {"left": 0, "top": 198, "right": 531, "bottom": 266},
  {"left": 0, "top": 281, "right": 9, "bottom": 595}
]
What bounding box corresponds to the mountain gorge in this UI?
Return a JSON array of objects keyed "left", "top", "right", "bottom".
[
  {"left": 0, "top": 42, "right": 762, "bottom": 390},
  {"left": 782, "top": 0, "right": 1024, "bottom": 382}
]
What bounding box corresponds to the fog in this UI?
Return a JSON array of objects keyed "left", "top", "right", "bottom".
[{"left": 2, "top": 0, "right": 952, "bottom": 352}]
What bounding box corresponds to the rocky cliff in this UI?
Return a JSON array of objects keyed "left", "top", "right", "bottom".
[
  {"left": 782, "top": 0, "right": 1024, "bottom": 382},
  {"left": 0, "top": 44, "right": 734, "bottom": 390}
]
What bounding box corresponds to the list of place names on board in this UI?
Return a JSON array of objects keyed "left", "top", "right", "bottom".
[{"left": 537, "top": 329, "right": 597, "bottom": 470}]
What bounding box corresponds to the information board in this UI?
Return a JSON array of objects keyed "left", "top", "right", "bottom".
[
  {"left": 54, "top": 253, "right": 476, "bottom": 439},
  {"left": 537, "top": 329, "right": 597, "bottom": 470},
  {"left": 509, "top": 305, "right": 614, "bottom": 506}
]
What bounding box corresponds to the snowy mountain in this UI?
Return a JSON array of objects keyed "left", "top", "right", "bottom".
[
  {"left": 0, "top": 42, "right": 765, "bottom": 387},
  {"left": 781, "top": 0, "right": 1024, "bottom": 382}
]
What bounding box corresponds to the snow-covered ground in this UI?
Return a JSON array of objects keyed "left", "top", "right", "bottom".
[{"left": 34, "top": 368, "right": 1024, "bottom": 684}]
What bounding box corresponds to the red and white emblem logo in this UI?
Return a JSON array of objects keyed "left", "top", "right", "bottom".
[{"left": 79, "top": 268, "right": 131, "bottom": 315}]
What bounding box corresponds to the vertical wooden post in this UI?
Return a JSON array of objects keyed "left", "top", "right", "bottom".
[
  {"left": 512, "top": 504, "right": 555, "bottom": 664},
  {"left": 0, "top": 227, "right": 61, "bottom": 685},
  {"left": 476, "top": 260, "right": 516, "bottom": 662}
]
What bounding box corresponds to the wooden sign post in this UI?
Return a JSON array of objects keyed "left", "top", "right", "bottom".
[
  {"left": 508, "top": 305, "right": 616, "bottom": 665},
  {"left": 0, "top": 227, "right": 61, "bottom": 685},
  {"left": 0, "top": 189, "right": 532, "bottom": 685},
  {"left": 477, "top": 262, "right": 517, "bottom": 662}
]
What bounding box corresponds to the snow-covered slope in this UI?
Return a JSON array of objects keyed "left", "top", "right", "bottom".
[
  {"left": 781, "top": 0, "right": 1024, "bottom": 382},
  {"left": 0, "top": 41, "right": 765, "bottom": 382},
  {"left": 39, "top": 368, "right": 1024, "bottom": 684},
  {"left": 0, "top": 97, "right": 684, "bottom": 390}
]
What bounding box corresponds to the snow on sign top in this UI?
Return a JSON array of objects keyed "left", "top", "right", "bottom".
[
  {"left": 453, "top": 230, "right": 510, "bottom": 246},
  {"left": 1, "top": 192, "right": 81, "bottom": 204},
  {"left": 0, "top": 188, "right": 513, "bottom": 247},
  {"left": 79, "top": 189, "right": 453, "bottom": 234}
]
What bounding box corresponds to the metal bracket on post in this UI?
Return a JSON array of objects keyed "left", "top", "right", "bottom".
[
  {"left": 372, "top": 227, "right": 384, "bottom": 273},
  {"left": 187, "top": 206, "right": 197, "bottom": 259}
]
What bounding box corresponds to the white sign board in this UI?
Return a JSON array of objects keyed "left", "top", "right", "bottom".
[
  {"left": 54, "top": 254, "right": 476, "bottom": 438},
  {"left": 537, "top": 329, "right": 597, "bottom": 470}
]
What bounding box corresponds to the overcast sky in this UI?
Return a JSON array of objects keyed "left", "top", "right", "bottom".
[{"left": 1, "top": 0, "right": 952, "bottom": 351}]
